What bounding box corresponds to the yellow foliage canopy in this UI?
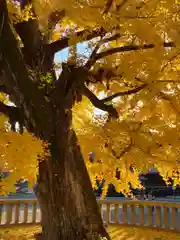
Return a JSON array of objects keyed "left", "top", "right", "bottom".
[
  {"left": 72, "top": 93, "right": 180, "bottom": 197},
  {"left": 1, "top": 0, "right": 180, "bottom": 197},
  {"left": 0, "top": 113, "right": 45, "bottom": 195}
]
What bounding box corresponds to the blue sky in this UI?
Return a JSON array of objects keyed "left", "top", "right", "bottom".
[
  {"left": 54, "top": 47, "right": 69, "bottom": 63},
  {"left": 54, "top": 43, "right": 90, "bottom": 64}
]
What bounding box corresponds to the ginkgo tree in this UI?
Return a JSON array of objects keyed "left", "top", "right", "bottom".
[{"left": 0, "top": 0, "right": 180, "bottom": 239}]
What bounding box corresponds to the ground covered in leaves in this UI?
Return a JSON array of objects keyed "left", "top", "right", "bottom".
[{"left": 0, "top": 225, "right": 180, "bottom": 240}]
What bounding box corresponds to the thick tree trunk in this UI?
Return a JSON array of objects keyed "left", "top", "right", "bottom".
[
  {"left": 0, "top": 2, "right": 110, "bottom": 238},
  {"left": 35, "top": 109, "right": 110, "bottom": 240}
]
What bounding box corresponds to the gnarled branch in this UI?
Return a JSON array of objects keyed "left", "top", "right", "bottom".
[
  {"left": 82, "top": 85, "right": 118, "bottom": 118},
  {"left": 0, "top": 0, "right": 37, "bottom": 97},
  {"left": 103, "top": 0, "right": 113, "bottom": 14},
  {"left": 94, "top": 42, "right": 175, "bottom": 62},
  {"left": 85, "top": 33, "right": 120, "bottom": 70},
  {"left": 46, "top": 10, "right": 66, "bottom": 41},
  {"left": 47, "top": 28, "right": 105, "bottom": 55},
  {"left": 14, "top": 0, "right": 43, "bottom": 68},
  {"left": 0, "top": 0, "right": 52, "bottom": 136},
  {"left": 102, "top": 83, "right": 147, "bottom": 103},
  {"left": 116, "top": 0, "right": 129, "bottom": 11},
  {"left": 81, "top": 83, "right": 147, "bottom": 119},
  {"left": 14, "top": 1, "right": 56, "bottom": 74}
]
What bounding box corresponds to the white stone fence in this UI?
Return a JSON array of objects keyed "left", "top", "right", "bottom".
[{"left": 0, "top": 199, "right": 180, "bottom": 232}]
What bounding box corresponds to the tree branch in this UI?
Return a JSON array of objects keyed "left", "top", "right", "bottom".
[
  {"left": 0, "top": 0, "right": 36, "bottom": 96},
  {"left": 116, "top": 0, "right": 129, "bottom": 11},
  {"left": 81, "top": 83, "right": 147, "bottom": 119},
  {"left": 81, "top": 82, "right": 147, "bottom": 118},
  {"left": 46, "top": 10, "right": 66, "bottom": 40},
  {"left": 158, "top": 92, "right": 180, "bottom": 115},
  {"left": 13, "top": 0, "right": 43, "bottom": 68},
  {"left": 48, "top": 10, "right": 66, "bottom": 25},
  {"left": 82, "top": 86, "right": 118, "bottom": 118},
  {"left": 85, "top": 33, "right": 120, "bottom": 70},
  {"left": 103, "top": 0, "right": 128, "bottom": 14},
  {"left": 102, "top": 83, "right": 147, "bottom": 103},
  {"left": 85, "top": 40, "right": 103, "bottom": 70},
  {"left": 0, "top": 0, "right": 52, "bottom": 135},
  {"left": 47, "top": 28, "right": 105, "bottom": 55},
  {"left": 103, "top": 0, "right": 114, "bottom": 14},
  {"left": 94, "top": 42, "right": 175, "bottom": 62}
]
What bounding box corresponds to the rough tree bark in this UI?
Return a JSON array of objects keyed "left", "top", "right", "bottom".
[
  {"left": 35, "top": 108, "right": 110, "bottom": 240},
  {"left": 0, "top": 1, "right": 112, "bottom": 239}
]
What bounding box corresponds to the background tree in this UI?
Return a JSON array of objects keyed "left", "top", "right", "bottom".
[{"left": 0, "top": 0, "right": 180, "bottom": 239}]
